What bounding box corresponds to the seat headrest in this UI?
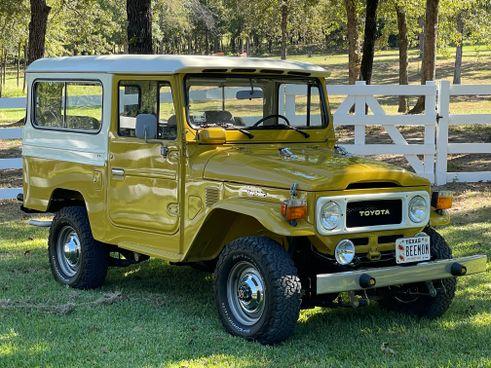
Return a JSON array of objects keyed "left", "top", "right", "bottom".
[
  {"left": 167, "top": 115, "right": 177, "bottom": 127},
  {"left": 205, "top": 110, "right": 234, "bottom": 124}
]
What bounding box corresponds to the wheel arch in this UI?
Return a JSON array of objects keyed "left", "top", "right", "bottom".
[
  {"left": 47, "top": 188, "right": 87, "bottom": 212},
  {"left": 183, "top": 200, "right": 315, "bottom": 262}
]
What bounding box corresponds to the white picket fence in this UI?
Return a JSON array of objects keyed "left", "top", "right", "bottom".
[{"left": 1, "top": 81, "right": 490, "bottom": 199}]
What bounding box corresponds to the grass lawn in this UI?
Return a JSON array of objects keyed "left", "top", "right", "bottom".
[
  {"left": 0, "top": 183, "right": 490, "bottom": 368},
  {"left": 0, "top": 48, "right": 490, "bottom": 367}
]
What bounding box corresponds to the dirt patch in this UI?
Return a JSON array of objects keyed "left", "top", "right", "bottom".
[
  {"left": 0, "top": 169, "right": 22, "bottom": 188},
  {"left": 335, "top": 124, "right": 491, "bottom": 172},
  {"left": 0, "top": 200, "right": 29, "bottom": 222},
  {"left": 0, "top": 139, "right": 21, "bottom": 158}
]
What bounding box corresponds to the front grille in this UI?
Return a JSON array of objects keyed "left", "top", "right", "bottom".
[{"left": 346, "top": 200, "right": 402, "bottom": 228}]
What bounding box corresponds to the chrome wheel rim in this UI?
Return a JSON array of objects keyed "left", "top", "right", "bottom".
[
  {"left": 56, "top": 225, "right": 81, "bottom": 277},
  {"left": 227, "top": 261, "right": 266, "bottom": 326}
]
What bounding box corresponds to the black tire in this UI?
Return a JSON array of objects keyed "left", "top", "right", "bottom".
[
  {"left": 214, "top": 236, "right": 302, "bottom": 345},
  {"left": 48, "top": 206, "right": 108, "bottom": 289},
  {"left": 379, "top": 227, "right": 456, "bottom": 318}
]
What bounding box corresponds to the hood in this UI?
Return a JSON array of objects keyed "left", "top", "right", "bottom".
[{"left": 203, "top": 145, "right": 429, "bottom": 191}]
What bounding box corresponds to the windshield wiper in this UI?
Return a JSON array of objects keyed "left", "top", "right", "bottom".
[
  {"left": 202, "top": 121, "right": 254, "bottom": 139},
  {"left": 282, "top": 125, "right": 310, "bottom": 138},
  {"left": 236, "top": 128, "right": 254, "bottom": 139}
]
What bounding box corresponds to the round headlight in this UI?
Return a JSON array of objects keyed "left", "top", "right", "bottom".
[
  {"left": 408, "top": 195, "right": 428, "bottom": 223},
  {"left": 335, "top": 239, "right": 355, "bottom": 265},
  {"left": 320, "top": 201, "right": 342, "bottom": 230}
]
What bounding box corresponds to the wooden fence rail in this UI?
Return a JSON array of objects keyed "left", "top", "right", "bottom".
[{"left": 1, "top": 81, "right": 490, "bottom": 199}]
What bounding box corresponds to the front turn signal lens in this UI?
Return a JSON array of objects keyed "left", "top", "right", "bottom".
[
  {"left": 431, "top": 191, "right": 453, "bottom": 210},
  {"left": 280, "top": 199, "right": 307, "bottom": 221}
]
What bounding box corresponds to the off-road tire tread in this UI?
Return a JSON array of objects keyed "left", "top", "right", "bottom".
[
  {"left": 380, "top": 226, "right": 456, "bottom": 318},
  {"left": 214, "top": 236, "right": 302, "bottom": 345},
  {"left": 48, "top": 206, "right": 108, "bottom": 289}
]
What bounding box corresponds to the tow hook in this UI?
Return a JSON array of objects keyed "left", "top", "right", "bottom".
[
  {"left": 425, "top": 281, "right": 437, "bottom": 297},
  {"left": 347, "top": 290, "right": 369, "bottom": 308}
]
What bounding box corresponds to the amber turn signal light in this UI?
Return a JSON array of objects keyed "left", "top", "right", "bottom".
[
  {"left": 431, "top": 191, "right": 453, "bottom": 210},
  {"left": 280, "top": 199, "right": 307, "bottom": 221}
]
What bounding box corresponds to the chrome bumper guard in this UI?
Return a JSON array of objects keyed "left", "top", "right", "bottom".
[{"left": 316, "top": 255, "right": 488, "bottom": 295}]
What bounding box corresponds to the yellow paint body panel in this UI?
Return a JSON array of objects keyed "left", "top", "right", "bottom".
[{"left": 22, "top": 71, "right": 448, "bottom": 263}]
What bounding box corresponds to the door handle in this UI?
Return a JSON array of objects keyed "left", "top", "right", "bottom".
[{"left": 111, "top": 168, "right": 125, "bottom": 177}]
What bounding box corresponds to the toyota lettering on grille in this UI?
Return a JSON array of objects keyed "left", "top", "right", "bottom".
[{"left": 358, "top": 209, "right": 390, "bottom": 217}]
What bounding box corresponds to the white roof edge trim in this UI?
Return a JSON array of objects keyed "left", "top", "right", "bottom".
[{"left": 27, "top": 55, "right": 328, "bottom": 76}]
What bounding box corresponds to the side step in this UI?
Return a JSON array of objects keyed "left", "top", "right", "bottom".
[{"left": 28, "top": 219, "right": 53, "bottom": 228}]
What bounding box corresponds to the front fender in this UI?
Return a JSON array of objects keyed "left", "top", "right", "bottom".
[{"left": 213, "top": 198, "right": 316, "bottom": 237}]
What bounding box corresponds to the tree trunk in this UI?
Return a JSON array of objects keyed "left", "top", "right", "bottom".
[
  {"left": 27, "top": 0, "right": 51, "bottom": 65},
  {"left": 453, "top": 12, "right": 464, "bottom": 84},
  {"left": 0, "top": 52, "right": 2, "bottom": 98},
  {"left": 410, "top": 0, "right": 439, "bottom": 114},
  {"left": 23, "top": 43, "right": 27, "bottom": 93},
  {"left": 17, "top": 42, "right": 21, "bottom": 88},
  {"left": 344, "top": 0, "right": 361, "bottom": 84},
  {"left": 359, "top": 0, "right": 379, "bottom": 84},
  {"left": 126, "top": 0, "right": 153, "bottom": 54},
  {"left": 396, "top": 5, "right": 409, "bottom": 112},
  {"left": 3, "top": 50, "right": 6, "bottom": 86},
  {"left": 280, "top": 0, "right": 288, "bottom": 60},
  {"left": 418, "top": 16, "right": 425, "bottom": 59}
]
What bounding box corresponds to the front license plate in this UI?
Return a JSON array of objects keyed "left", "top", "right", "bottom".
[{"left": 395, "top": 235, "right": 431, "bottom": 264}]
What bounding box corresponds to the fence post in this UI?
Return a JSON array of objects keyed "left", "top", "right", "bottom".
[
  {"left": 354, "top": 81, "right": 366, "bottom": 145},
  {"left": 424, "top": 81, "right": 437, "bottom": 183},
  {"left": 436, "top": 80, "right": 450, "bottom": 185}
]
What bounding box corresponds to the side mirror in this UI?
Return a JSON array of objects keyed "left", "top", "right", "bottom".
[
  {"left": 135, "top": 114, "right": 157, "bottom": 141},
  {"left": 197, "top": 127, "right": 226, "bottom": 144}
]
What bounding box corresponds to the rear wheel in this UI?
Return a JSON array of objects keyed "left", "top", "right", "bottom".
[
  {"left": 48, "top": 206, "right": 108, "bottom": 289},
  {"left": 379, "top": 227, "right": 456, "bottom": 318},
  {"left": 214, "top": 236, "right": 302, "bottom": 345}
]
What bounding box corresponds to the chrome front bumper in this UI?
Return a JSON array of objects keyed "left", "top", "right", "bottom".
[{"left": 316, "top": 255, "right": 488, "bottom": 295}]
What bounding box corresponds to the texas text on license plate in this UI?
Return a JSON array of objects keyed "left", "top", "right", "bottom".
[{"left": 395, "top": 235, "right": 431, "bottom": 264}]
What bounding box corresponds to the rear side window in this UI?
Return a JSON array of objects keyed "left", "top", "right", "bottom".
[{"left": 33, "top": 80, "right": 103, "bottom": 132}]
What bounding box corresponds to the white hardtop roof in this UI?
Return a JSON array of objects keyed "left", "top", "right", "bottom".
[{"left": 27, "top": 54, "right": 328, "bottom": 76}]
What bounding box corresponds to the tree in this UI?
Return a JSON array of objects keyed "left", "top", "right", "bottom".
[
  {"left": 126, "top": 0, "right": 153, "bottom": 54},
  {"left": 344, "top": 0, "right": 361, "bottom": 84},
  {"left": 27, "top": 0, "right": 51, "bottom": 64},
  {"left": 452, "top": 11, "right": 463, "bottom": 84},
  {"left": 396, "top": 4, "right": 409, "bottom": 111},
  {"left": 280, "top": 0, "right": 288, "bottom": 59},
  {"left": 359, "top": 0, "right": 379, "bottom": 84},
  {"left": 410, "top": 0, "right": 439, "bottom": 114}
]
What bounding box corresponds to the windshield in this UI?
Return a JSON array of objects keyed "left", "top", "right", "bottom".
[{"left": 185, "top": 75, "right": 327, "bottom": 132}]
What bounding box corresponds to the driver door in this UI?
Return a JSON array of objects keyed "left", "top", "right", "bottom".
[{"left": 107, "top": 78, "right": 180, "bottom": 236}]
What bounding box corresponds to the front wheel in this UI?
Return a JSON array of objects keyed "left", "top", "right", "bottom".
[
  {"left": 214, "top": 236, "right": 302, "bottom": 345},
  {"left": 379, "top": 227, "right": 456, "bottom": 318}
]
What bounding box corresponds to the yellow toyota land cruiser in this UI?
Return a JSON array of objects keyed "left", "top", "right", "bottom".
[{"left": 20, "top": 55, "right": 487, "bottom": 344}]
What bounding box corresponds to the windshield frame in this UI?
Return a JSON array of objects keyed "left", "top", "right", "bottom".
[{"left": 183, "top": 73, "right": 329, "bottom": 133}]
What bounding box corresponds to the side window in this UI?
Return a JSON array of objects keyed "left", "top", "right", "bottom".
[
  {"left": 65, "top": 82, "right": 103, "bottom": 131},
  {"left": 279, "top": 83, "right": 323, "bottom": 127},
  {"left": 118, "top": 80, "right": 176, "bottom": 140},
  {"left": 158, "top": 84, "right": 177, "bottom": 140},
  {"left": 33, "top": 80, "right": 103, "bottom": 132},
  {"left": 34, "top": 81, "right": 64, "bottom": 128},
  {"left": 119, "top": 84, "right": 141, "bottom": 136}
]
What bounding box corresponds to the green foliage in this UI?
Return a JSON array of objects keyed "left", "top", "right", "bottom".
[{"left": 0, "top": 0, "right": 489, "bottom": 60}]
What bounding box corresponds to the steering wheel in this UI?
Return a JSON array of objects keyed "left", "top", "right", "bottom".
[{"left": 251, "top": 114, "right": 291, "bottom": 128}]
